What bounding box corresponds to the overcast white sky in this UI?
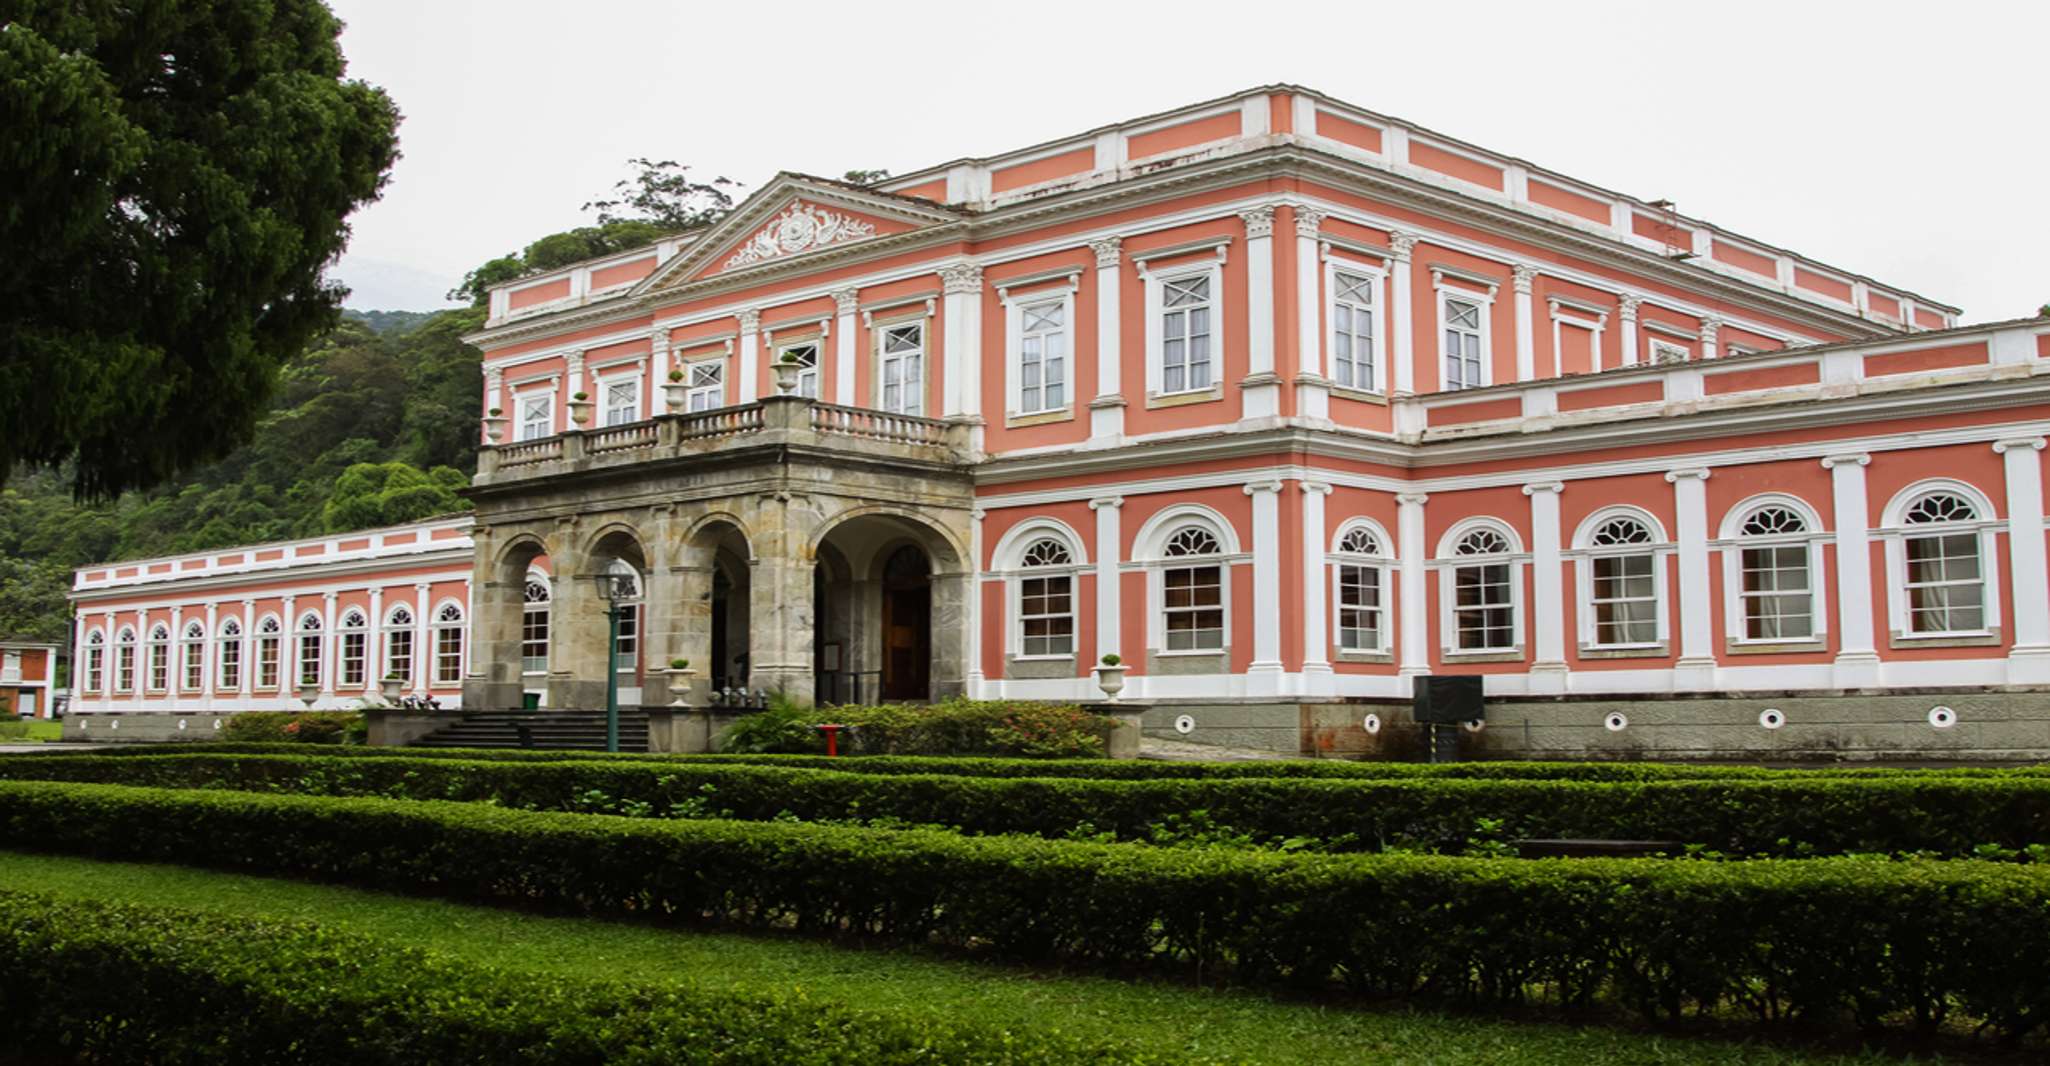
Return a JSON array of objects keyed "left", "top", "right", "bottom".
[{"left": 326, "top": 0, "right": 2047, "bottom": 323}]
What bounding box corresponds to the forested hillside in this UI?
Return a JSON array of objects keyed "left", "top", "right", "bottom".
[{"left": 0, "top": 307, "right": 487, "bottom": 644}]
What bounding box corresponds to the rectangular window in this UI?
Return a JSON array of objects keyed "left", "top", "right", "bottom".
[
  {"left": 517, "top": 393, "right": 553, "bottom": 441},
  {"left": 1332, "top": 271, "right": 1377, "bottom": 392},
  {"left": 1017, "top": 300, "right": 1068, "bottom": 414},
  {"left": 385, "top": 629, "right": 413, "bottom": 684},
  {"left": 1163, "top": 565, "right": 1224, "bottom": 651},
  {"left": 148, "top": 643, "right": 167, "bottom": 692},
  {"left": 435, "top": 625, "right": 463, "bottom": 684},
  {"left": 183, "top": 642, "right": 203, "bottom": 691},
  {"left": 1905, "top": 532, "right": 1984, "bottom": 633},
  {"left": 613, "top": 604, "right": 639, "bottom": 666},
  {"left": 1019, "top": 575, "right": 1074, "bottom": 656},
  {"left": 297, "top": 634, "right": 322, "bottom": 688},
  {"left": 1443, "top": 296, "right": 1484, "bottom": 390},
  {"left": 86, "top": 647, "right": 104, "bottom": 693},
  {"left": 257, "top": 637, "right": 280, "bottom": 689},
  {"left": 780, "top": 342, "right": 820, "bottom": 399},
  {"left": 341, "top": 631, "right": 366, "bottom": 686},
  {"left": 1740, "top": 545, "right": 1813, "bottom": 640},
  {"left": 116, "top": 645, "right": 134, "bottom": 693},
  {"left": 601, "top": 377, "right": 641, "bottom": 426},
  {"left": 1337, "top": 564, "right": 1383, "bottom": 651},
  {"left": 1453, "top": 562, "right": 1515, "bottom": 650},
  {"left": 217, "top": 638, "right": 240, "bottom": 691},
  {"left": 1159, "top": 275, "right": 1214, "bottom": 395},
  {"left": 1590, "top": 554, "right": 1659, "bottom": 646},
  {"left": 522, "top": 607, "right": 549, "bottom": 673},
  {"left": 879, "top": 324, "right": 924, "bottom": 415},
  {"left": 685, "top": 361, "right": 723, "bottom": 412}
]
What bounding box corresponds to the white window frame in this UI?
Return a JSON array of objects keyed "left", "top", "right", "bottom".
[
  {"left": 295, "top": 612, "right": 324, "bottom": 688},
  {"left": 515, "top": 388, "right": 556, "bottom": 441},
  {"left": 1140, "top": 249, "right": 1228, "bottom": 401},
  {"left": 1433, "top": 519, "right": 1526, "bottom": 656},
  {"left": 256, "top": 616, "right": 282, "bottom": 691},
  {"left": 1546, "top": 299, "right": 1609, "bottom": 377},
  {"left": 1880, "top": 480, "right": 2002, "bottom": 640},
  {"left": 1324, "top": 257, "right": 1385, "bottom": 395},
  {"left": 683, "top": 358, "right": 724, "bottom": 412},
  {"left": 1569, "top": 507, "right": 1672, "bottom": 652},
  {"left": 338, "top": 610, "right": 368, "bottom": 687},
  {"left": 1129, "top": 506, "right": 1244, "bottom": 659},
  {"left": 216, "top": 619, "right": 242, "bottom": 691},
  {"left": 1002, "top": 281, "right": 1078, "bottom": 417},
  {"left": 146, "top": 624, "right": 170, "bottom": 693},
  {"left": 1432, "top": 271, "right": 1496, "bottom": 392},
  {"left": 115, "top": 626, "right": 136, "bottom": 694},
  {"left": 383, "top": 606, "right": 415, "bottom": 684},
  {"left": 597, "top": 370, "right": 643, "bottom": 427},
  {"left": 1718, "top": 494, "right": 1830, "bottom": 647},
  {"left": 522, "top": 574, "right": 552, "bottom": 675},
  {"left": 433, "top": 601, "right": 466, "bottom": 684},
  {"left": 875, "top": 319, "right": 926, "bottom": 415},
  {"left": 776, "top": 338, "right": 822, "bottom": 400},
  {"left": 180, "top": 621, "right": 206, "bottom": 692},
  {"left": 84, "top": 629, "right": 105, "bottom": 694},
  {"left": 1329, "top": 519, "right": 1393, "bottom": 655},
  {"left": 990, "top": 518, "right": 1089, "bottom": 662}
]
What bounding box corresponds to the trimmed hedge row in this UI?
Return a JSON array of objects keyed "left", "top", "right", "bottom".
[
  {"left": 63, "top": 740, "right": 2050, "bottom": 780},
  {"left": 3, "top": 780, "right": 2047, "bottom": 1042},
  {"left": 0, "top": 888, "right": 1173, "bottom": 1065},
  {"left": 10, "top": 751, "right": 2050, "bottom": 857}
]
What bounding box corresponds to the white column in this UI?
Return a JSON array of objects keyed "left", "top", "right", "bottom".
[
  {"left": 1396, "top": 492, "right": 1430, "bottom": 682},
  {"left": 240, "top": 600, "right": 255, "bottom": 701},
  {"left": 168, "top": 604, "right": 183, "bottom": 707},
  {"left": 366, "top": 587, "right": 385, "bottom": 696},
  {"left": 564, "top": 350, "right": 587, "bottom": 419},
  {"left": 1667, "top": 469, "right": 1716, "bottom": 689},
  {"left": 321, "top": 592, "right": 337, "bottom": 700},
  {"left": 940, "top": 261, "right": 984, "bottom": 450},
  {"left": 1823, "top": 453, "right": 1881, "bottom": 685},
  {"left": 1245, "top": 480, "right": 1285, "bottom": 694},
  {"left": 1300, "top": 481, "right": 1333, "bottom": 693},
  {"left": 98, "top": 610, "right": 113, "bottom": 710},
  {"left": 483, "top": 366, "right": 504, "bottom": 439},
  {"left": 648, "top": 327, "right": 670, "bottom": 409},
  {"left": 832, "top": 288, "right": 859, "bottom": 407},
  {"left": 413, "top": 584, "right": 431, "bottom": 698},
  {"left": 737, "top": 309, "right": 761, "bottom": 402},
  {"left": 201, "top": 602, "right": 218, "bottom": 707},
  {"left": 1700, "top": 316, "right": 1722, "bottom": 360},
  {"left": 1512, "top": 264, "right": 1538, "bottom": 381},
  {"left": 279, "top": 595, "right": 297, "bottom": 699},
  {"left": 1390, "top": 233, "right": 1418, "bottom": 396},
  {"left": 1524, "top": 482, "right": 1568, "bottom": 690},
  {"left": 1996, "top": 437, "right": 2050, "bottom": 681},
  {"left": 1293, "top": 206, "right": 1330, "bottom": 419},
  {"left": 1090, "top": 497, "right": 1124, "bottom": 668},
  {"left": 1238, "top": 206, "right": 1280, "bottom": 419},
  {"left": 967, "top": 509, "right": 985, "bottom": 696},
  {"left": 1088, "top": 238, "right": 1125, "bottom": 441},
  {"left": 131, "top": 609, "right": 145, "bottom": 711},
  {"left": 1618, "top": 294, "right": 1641, "bottom": 367}
]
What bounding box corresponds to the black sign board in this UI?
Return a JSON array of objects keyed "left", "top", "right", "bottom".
[{"left": 1412, "top": 675, "right": 1483, "bottom": 724}]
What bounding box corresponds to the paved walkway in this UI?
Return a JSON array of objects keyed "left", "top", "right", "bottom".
[
  {"left": 1137, "top": 737, "right": 1307, "bottom": 762},
  {"left": 0, "top": 743, "right": 107, "bottom": 754}
]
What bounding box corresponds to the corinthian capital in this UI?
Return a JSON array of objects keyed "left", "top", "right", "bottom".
[
  {"left": 939, "top": 261, "right": 984, "bottom": 295},
  {"left": 1090, "top": 236, "right": 1122, "bottom": 267},
  {"left": 1294, "top": 207, "right": 1328, "bottom": 238},
  {"left": 1389, "top": 231, "right": 1419, "bottom": 259},
  {"left": 1238, "top": 206, "right": 1276, "bottom": 239}
]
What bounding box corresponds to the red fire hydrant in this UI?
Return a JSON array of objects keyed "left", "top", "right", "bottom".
[{"left": 813, "top": 723, "right": 849, "bottom": 757}]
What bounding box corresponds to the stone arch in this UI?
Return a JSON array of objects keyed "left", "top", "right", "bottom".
[
  {"left": 811, "top": 506, "right": 973, "bottom": 704},
  {"left": 675, "top": 513, "right": 757, "bottom": 695}
]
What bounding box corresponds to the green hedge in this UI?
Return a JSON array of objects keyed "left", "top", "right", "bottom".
[
  {"left": 219, "top": 710, "right": 367, "bottom": 744},
  {"left": 2, "top": 779, "right": 2046, "bottom": 1042},
  {"left": 721, "top": 699, "right": 1118, "bottom": 757},
  {"left": 0, "top": 888, "right": 1171, "bottom": 1065},
  {"left": 10, "top": 751, "right": 2050, "bottom": 857}
]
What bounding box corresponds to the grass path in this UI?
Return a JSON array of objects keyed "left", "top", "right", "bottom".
[{"left": 0, "top": 849, "right": 1922, "bottom": 1066}]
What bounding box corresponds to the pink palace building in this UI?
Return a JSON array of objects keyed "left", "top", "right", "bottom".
[{"left": 68, "top": 85, "right": 2050, "bottom": 757}]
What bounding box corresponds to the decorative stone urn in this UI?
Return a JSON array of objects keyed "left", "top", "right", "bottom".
[
  {"left": 567, "top": 396, "right": 593, "bottom": 426},
  {"left": 772, "top": 357, "right": 802, "bottom": 395},
  {"left": 296, "top": 681, "right": 320, "bottom": 709},
  {"left": 1094, "top": 657, "right": 1128, "bottom": 702},
  {"left": 481, "top": 414, "right": 507, "bottom": 443},
  {"left": 663, "top": 381, "right": 689, "bottom": 413},
  {"left": 379, "top": 675, "right": 404, "bottom": 702},
  {"left": 666, "top": 668, "right": 697, "bottom": 707}
]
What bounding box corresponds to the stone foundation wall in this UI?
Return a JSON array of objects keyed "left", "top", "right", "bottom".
[{"left": 63, "top": 712, "right": 241, "bottom": 743}]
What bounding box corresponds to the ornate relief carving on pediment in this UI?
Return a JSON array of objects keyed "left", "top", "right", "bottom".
[{"left": 723, "top": 203, "right": 879, "bottom": 270}]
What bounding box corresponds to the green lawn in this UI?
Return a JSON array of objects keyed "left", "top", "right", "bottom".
[
  {"left": 0, "top": 719, "right": 60, "bottom": 742},
  {"left": 0, "top": 850, "right": 1927, "bottom": 1066}
]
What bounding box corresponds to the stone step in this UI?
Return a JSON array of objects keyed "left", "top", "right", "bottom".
[{"left": 407, "top": 709, "right": 653, "bottom": 752}]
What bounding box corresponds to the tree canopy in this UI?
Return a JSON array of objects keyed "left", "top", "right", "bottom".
[{"left": 1, "top": 0, "right": 403, "bottom": 499}]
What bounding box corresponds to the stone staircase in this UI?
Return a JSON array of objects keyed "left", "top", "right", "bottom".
[{"left": 409, "top": 709, "right": 651, "bottom": 752}]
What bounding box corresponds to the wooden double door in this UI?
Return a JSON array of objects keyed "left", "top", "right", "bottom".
[{"left": 879, "top": 545, "right": 930, "bottom": 701}]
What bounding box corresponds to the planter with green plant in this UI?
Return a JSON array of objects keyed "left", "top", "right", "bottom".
[
  {"left": 663, "top": 368, "right": 689, "bottom": 412},
  {"left": 567, "top": 391, "right": 593, "bottom": 425},
  {"left": 482, "top": 407, "right": 507, "bottom": 443},
  {"left": 1094, "top": 653, "right": 1127, "bottom": 701},
  {"left": 771, "top": 352, "right": 803, "bottom": 395},
  {"left": 378, "top": 673, "right": 405, "bottom": 701},
  {"left": 665, "top": 658, "right": 695, "bottom": 707}
]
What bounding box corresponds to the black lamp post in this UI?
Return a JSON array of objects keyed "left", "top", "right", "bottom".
[{"left": 589, "top": 566, "right": 638, "bottom": 753}]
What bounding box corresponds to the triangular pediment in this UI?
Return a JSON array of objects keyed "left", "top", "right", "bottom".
[{"left": 634, "top": 175, "right": 961, "bottom": 295}]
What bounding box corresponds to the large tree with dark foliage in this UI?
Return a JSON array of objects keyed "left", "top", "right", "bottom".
[{"left": 0, "top": 0, "right": 401, "bottom": 498}]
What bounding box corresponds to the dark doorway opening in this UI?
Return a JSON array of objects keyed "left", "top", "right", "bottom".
[{"left": 879, "top": 544, "right": 931, "bottom": 701}]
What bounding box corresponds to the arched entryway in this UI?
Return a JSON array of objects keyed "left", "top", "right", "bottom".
[
  {"left": 880, "top": 545, "right": 931, "bottom": 701},
  {"left": 810, "top": 512, "right": 966, "bottom": 705}
]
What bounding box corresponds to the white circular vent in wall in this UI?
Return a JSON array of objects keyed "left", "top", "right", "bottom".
[
  {"left": 1173, "top": 714, "right": 1196, "bottom": 735},
  {"left": 109, "top": 719, "right": 118, "bottom": 730},
  {"left": 1759, "top": 708, "right": 1786, "bottom": 730},
  {"left": 1462, "top": 718, "right": 1485, "bottom": 733},
  {"left": 213, "top": 719, "right": 223, "bottom": 730},
  {"left": 1603, "top": 712, "right": 1628, "bottom": 732},
  {"left": 1362, "top": 713, "right": 1381, "bottom": 735},
  {"left": 177, "top": 719, "right": 187, "bottom": 731},
  {"left": 1928, "top": 706, "right": 1957, "bottom": 729}
]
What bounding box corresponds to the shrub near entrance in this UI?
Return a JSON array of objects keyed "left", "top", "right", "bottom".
[
  {"left": 219, "top": 711, "right": 366, "bottom": 745},
  {"left": 720, "top": 699, "right": 1115, "bottom": 758}
]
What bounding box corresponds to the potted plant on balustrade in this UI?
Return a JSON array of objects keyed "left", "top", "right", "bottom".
[
  {"left": 567, "top": 391, "right": 593, "bottom": 426},
  {"left": 666, "top": 657, "right": 695, "bottom": 706},
  {"left": 482, "top": 407, "right": 507, "bottom": 443},
  {"left": 772, "top": 352, "right": 803, "bottom": 395},
  {"left": 1094, "top": 653, "right": 1127, "bottom": 701},
  {"left": 664, "top": 369, "right": 688, "bottom": 413}
]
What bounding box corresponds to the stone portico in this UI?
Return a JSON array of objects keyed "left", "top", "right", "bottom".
[{"left": 462, "top": 394, "right": 976, "bottom": 711}]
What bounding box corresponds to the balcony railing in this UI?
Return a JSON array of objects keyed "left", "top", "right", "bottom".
[
  {"left": 589, "top": 421, "right": 659, "bottom": 453},
  {"left": 810, "top": 403, "right": 950, "bottom": 446},
  {"left": 676, "top": 404, "right": 765, "bottom": 441},
  {"left": 497, "top": 437, "right": 563, "bottom": 467}
]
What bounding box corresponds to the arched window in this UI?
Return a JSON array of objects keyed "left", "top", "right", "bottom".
[
  {"left": 295, "top": 613, "right": 323, "bottom": 688},
  {"left": 434, "top": 603, "right": 465, "bottom": 684},
  {"left": 84, "top": 630, "right": 106, "bottom": 694},
  {"left": 1583, "top": 514, "right": 1660, "bottom": 648},
  {"left": 256, "top": 616, "right": 283, "bottom": 690},
  {"left": 115, "top": 626, "right": 137, "bottom": 694},
  {"left": 146, "top": 624, "right": 170, "bottom": 692},
  {"left": 1888, "top": 486, "right": 1993, "bottom": 637},
  {"left": 1446, "top": 525, "right": 1518, "bottom": 652},
  {"left": 522, "top": 577, "right": 551, "bottom": 674},
  {"left": 1734, "top": 503, "right": 1815, "bottom": 641},
  {"left": 384, "top": 606, "right": 415, "bottom": 684},
  {"left": 1161, "top": 525, "right": 1224, "bottom": 652},
  {"left": 1018, "top": 538, "right": 1075, "bottom": 657},
  {"left": 217, "top": 619, "right": 243, "bottom": 692},
  {"left": 338, "top": 610, "right": 368, "bottom": 687},
  {"left": 181, "top": 621, "right": 206, "bottom": 692},
  {"left": 1332, "top": 524, "right": 1389, "bottom": 653}
]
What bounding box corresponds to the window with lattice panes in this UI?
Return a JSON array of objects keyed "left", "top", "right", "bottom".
[
  {"left": 1161, "top": 527, "right": 1224, "bottom": 652},
  {"left": 85, "top": 632, "right": 104, "bottom": 693},
  {"left": 685, "top": 361, "right": 723, "bottom": 412},
  {"left": 180, "top": 623, "right": 204, "bottom": 691},
  {"left": 1018, "top": 539, "right": 1074, "bottom": 657},
  {"left": 385, "top": 608, "right": 413, "bottom": 683},
  {"left": 1737, "top": 506, "right": 1813, "bottom": 640},
  {"left": 518, "top": 392, "right": 554, "bottom": 440},
  {"left": 1901, "top": 492, "right": 1985, "bottom": 634},
  {"left": 116, "top": 630, "right": 136, "bottom": 693},
  {"left": 256, "top": 619, "right": 281, "bottom": 690},
  {"left": 879, "top": 324, "right": 924, "bottom": 415},
  {"left": 1451, "top": 529, "right": 1515, "bottom": 651},
  {"left": 601, "top": 377, "right": 641, "bottom": 426},
  {"left": 522, "top": 578, "right": 551, "bottom": 673},
  {"left": 296, "top": 616, "right": 323, "bottom": 688},
  {"left": 1332, "top": 271, "right": 1378, "bottom": 391},
  {"left": 1333, "top": 527, "right": 1385, "bottom": 651},
  {"left": 1159, "top": 275, "right": 1214, "bottom": 395},
  {"left": 1588, "top": 517, "right": 1660, "bottom": 647},
  {"left": 339, "top": 612, "right": 367, "bottom": 686},
  {"left": 1018, "top": 300, "right": 1068, "bottom": 414},
  {"left": 147, "top": 626, "right": 169, "bottom": 692},
  {"left": 435, "top": 604, "right": 464, "bottom": 683},
  {"left": 1443, "top": 296, "right": 1484, "bottom": 390},
  {"left": 779, "top": 342, "right": 820, "bottom": 399},
  {"left": 217, "top": 620, "right": 242, "bottom": 691}
]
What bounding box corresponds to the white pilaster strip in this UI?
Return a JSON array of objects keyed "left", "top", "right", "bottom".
[
  {"left": 940, "top": 261, "right": 984, "bottom": 431},
  {"left": 202, "top": 601, "right": 218, "bottom": 708},
  {"left": 967, "top": 509, "right": 985, "bottom": 697},
  {"left": 1293, "top": 207, "right": 1329, "bottom": 419},
  {"left": 413, "top": 584, "right": 431, "bottom": 698},
  {"left": 1618, "top": 294, "right": 1641, "bottom": 368},
  {"left": 1996, "top": 437, "right": 2050, "bottom": 681},
  {"left": 1667, "top": 469, "right": 1716, "bottom": 689},
  {"left": 1245, "top": 480, "right": 1285, "bottom": 694},
  {"left": 1300, "top": 481, "right": 1334, "bottom": 693},
  {"left": 1238, "top": 207, "right": 1279, "bottom": 418},
  {"left": 832, "top": 288, "right": 859, "bottom": 407},
  {"left": 321, "top": 591, "right": 337, "bottom": 700},
  {"left": 240, "top": 600, "right": 254, "bottom": 700},
  {"left": 1089, "top": 496, "right": 1124, "bottom": 668},
  {"left": 1390, "top": 234, "right": 1418, "bottom": 397},
  {"left": 1512, "top": 264, "right": 1538, "bottom": 381},
  {"left": 1822, "top": 453, "right": 1880, "bottom": 686},
  {"left": 1089, "top": 238, "right": 1124, "bottom": 441},
  {"left": 367, "top": 587, "right": 385, "bottom": 696},
  {"left": 736, "top": 309, "right": 761, "bottom": 402},
  {"left": 1524, "top": 481, "right": 1567, "bottom": 690},
  {"left": 1396, "top": 492, "right": 1430, "bottom": 682}
]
